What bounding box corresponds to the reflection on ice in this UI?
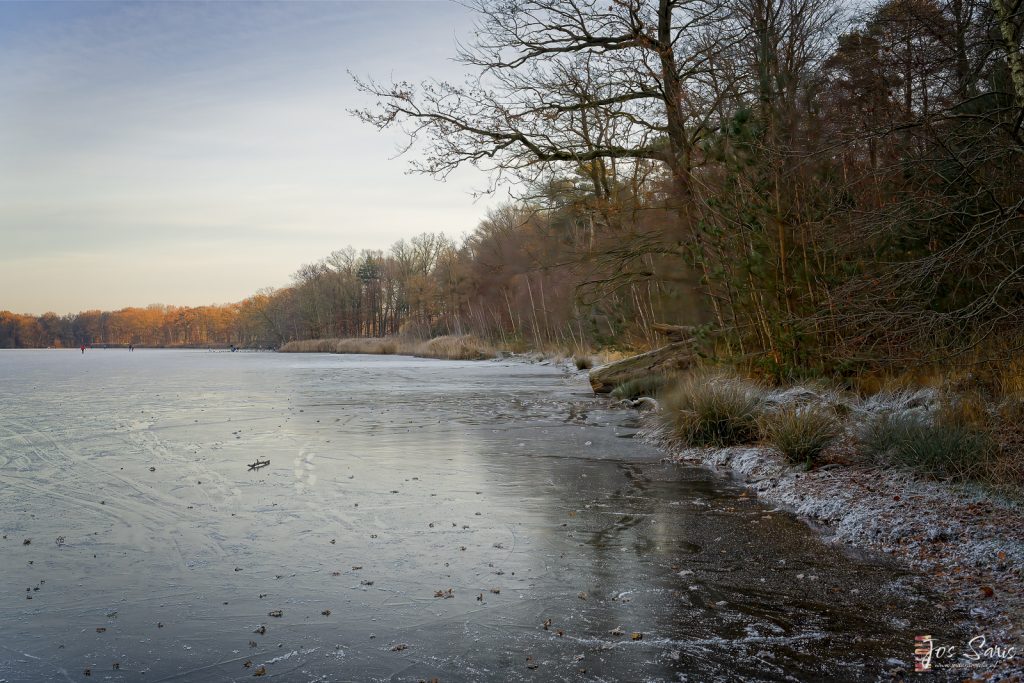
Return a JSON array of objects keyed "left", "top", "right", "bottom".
[{"left": 0, "top": 350, "right": 951, "bottom": 682}]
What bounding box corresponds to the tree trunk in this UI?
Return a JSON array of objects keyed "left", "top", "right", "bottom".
[
  {"left": 588, "top": 341, "right": 694, "bottom": 393},
  {"left": 993, "top": 0, "right": 1024, "bottom": 110}
]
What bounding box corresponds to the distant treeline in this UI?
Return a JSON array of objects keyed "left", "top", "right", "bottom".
[
  {"left": 0, "top": 305, "right": 254, "bottom": 348},
  {"left": 0, "top": 216, "right": 666, "bottom": 352},
  {"left": 6, "top": 0, "right": 1023, "bottom": 380}
]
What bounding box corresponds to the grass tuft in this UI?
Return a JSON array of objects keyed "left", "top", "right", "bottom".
[
  {"left": 761, "top": 406, "right": 842, "bottom": 467},
  {"left": 660, "top": 372, "right": 765, "bottom": 447},
  {"left": 858, "top": 413, "right": 996, "bottom": 482}
]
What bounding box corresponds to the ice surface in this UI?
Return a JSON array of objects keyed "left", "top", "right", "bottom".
[{"left": 0, "top": 350, "right": 950, "bottom": 681}]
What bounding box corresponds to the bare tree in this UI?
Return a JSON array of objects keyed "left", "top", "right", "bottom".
[{"left": 352, "top": 0, "right": 744, "bottom": 203}]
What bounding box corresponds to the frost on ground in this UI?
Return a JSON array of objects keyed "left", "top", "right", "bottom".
[{"left": 641, "top": 384, "right": 1024, "bottom": 680}]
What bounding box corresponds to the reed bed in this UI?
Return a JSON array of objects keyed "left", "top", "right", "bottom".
[{"left": 279, "top": 335, "right": 497, "bottom": 361}]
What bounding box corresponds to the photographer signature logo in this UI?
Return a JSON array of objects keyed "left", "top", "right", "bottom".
[{"left": 915, "top": 634, "right": 1018, "bottom": 672}]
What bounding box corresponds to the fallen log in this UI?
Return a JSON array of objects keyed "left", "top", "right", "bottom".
[
  {"left": 588, "top": 342, "right": 694, "bottom": 394},
  {"left": 650, "top": 323, "right": 696, "bottom": 342}
]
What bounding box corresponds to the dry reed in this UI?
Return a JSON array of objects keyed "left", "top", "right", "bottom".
[{"left": 279, "top": 335, "right": 497, "bottom": 361}]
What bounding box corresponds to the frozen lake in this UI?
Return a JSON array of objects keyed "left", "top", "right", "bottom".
[{"left": 0, "top": 350, "right": 951, "bottom": 681}]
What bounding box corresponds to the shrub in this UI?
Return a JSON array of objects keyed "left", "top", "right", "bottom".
[
  {"left": 611, "top": 374, "right": 668, "bottom": 400},
  {"left": 661, "top": 372, "right": 765, "bottom": 447},
  {"left": 858, "top": 413, "right": 996, "bottom": 482},
  {"left": 762, "top": 406, "right": 842, "bottom": 467},
  {"left": 574, "top": 356, "right": 593, "bottom": 370}
]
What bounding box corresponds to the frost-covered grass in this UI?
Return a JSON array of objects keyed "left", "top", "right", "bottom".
[
  {"left": 660, "top": 371, "right": 765, "bottom": 447},
  {"left": 858, "top": 413, "right": 997, "bottom": 483},
  {"left": 645, "top": 367, "right": 1018, "bottom": 488},
  {"left": 761, "top": 406, "right": 842, "bottom": 467}
]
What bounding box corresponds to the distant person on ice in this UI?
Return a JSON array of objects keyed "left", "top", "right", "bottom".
[{"left": 80, "top": 345, "right": 86, "bottom": 354}]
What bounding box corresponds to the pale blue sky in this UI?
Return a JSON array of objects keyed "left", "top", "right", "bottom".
[{"left": 0, "top": 1, "right": 497, "bottom": 315}]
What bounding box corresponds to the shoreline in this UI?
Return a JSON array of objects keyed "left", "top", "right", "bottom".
[
  {"left": 541, "top": 357, "right": 1024, "bottom": 678},
  {"left": 635, "top": 420, "right": 1023, "bottom": 679}
]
